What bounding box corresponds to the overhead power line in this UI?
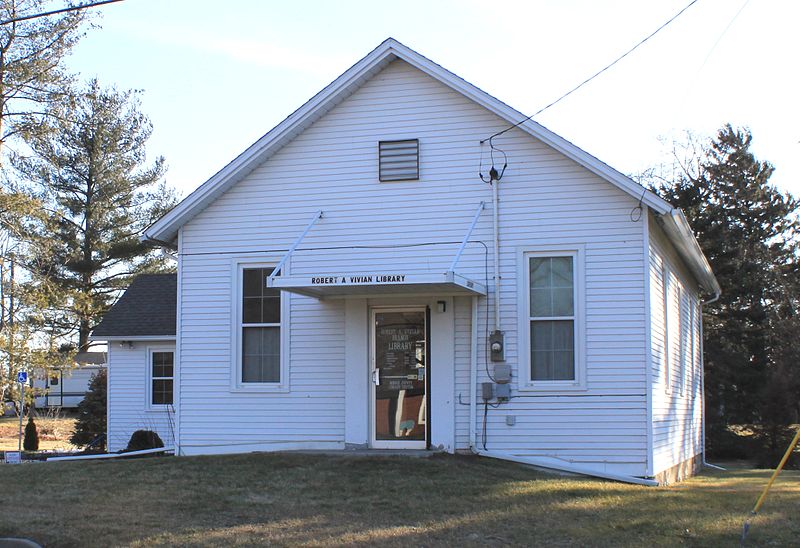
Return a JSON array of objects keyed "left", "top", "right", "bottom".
[
  {"left": 482, "top": 0, "right": 701, "bottom": 144},
  {"left": 0, "top": 0, "right": 124, "bottom": 26}
]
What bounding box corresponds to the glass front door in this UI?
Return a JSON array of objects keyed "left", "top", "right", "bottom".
[{"left": 371, "top": 309, "right": 427, "bottom": 449}]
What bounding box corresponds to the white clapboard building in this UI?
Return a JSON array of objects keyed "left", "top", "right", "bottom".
[
  {"left": 91, "top": 39, "right": 719, "bottom": 484},
  {"left": 33, "top": 352, "right": 107, "bottom": 409}
]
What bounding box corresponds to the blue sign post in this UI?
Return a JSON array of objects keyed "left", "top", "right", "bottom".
[{"left": 17, "top": 371, "right": 27, "bottom": 384}]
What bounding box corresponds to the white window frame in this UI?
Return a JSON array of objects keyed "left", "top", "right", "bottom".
[
  {"left": 230, "top": 260, "right": 290, "bottom": 392},
  {"left": 147, "top": 346, "right": 174, "bottom": 410},
  {"left": 517, "top": 246, "right": 586, "bottom": 392},
  {"left": 678, "top": 284, "right": 687, "bottom": 395},
  {"left": 662, "top": 264, "right": 672, "bottom": 394}
]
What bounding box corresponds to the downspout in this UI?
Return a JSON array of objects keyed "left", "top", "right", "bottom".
[
  {"left": 699, "top": 294, "right": 725, "bottom": 471},
  {"left": 469, "top": 295, "right": 478, "bottom": 451},
  {"left": 475, "top": 449, "right": 659, "bottom": 486}
]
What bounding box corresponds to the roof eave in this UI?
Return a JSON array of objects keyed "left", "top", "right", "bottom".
[
  {"left": 657, "top": 209, "right": 721, "bottom": 297},
  {"left": 89, "top": 335, "right": 177, "bottom": 342}
]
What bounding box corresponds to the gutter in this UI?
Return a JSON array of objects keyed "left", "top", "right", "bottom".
[
  {"left": 656, "top": 209, "right": 721, "bottom": 298},
  {"left": 140, "top": 234, "right": 177, "bottom": 250},
  {"left": 476, "top": 450, "right": 659, "bottom": 486},
  {"left": 698, "top": 291, "right": 725, "bottom": 471}
]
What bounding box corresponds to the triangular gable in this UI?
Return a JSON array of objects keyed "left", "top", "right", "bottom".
[
  {"left": 144, "top": 38, "right": 673, "bottom": 244},
  {"left": 143, "top": 38, "right": 718, "bottom": 296}
]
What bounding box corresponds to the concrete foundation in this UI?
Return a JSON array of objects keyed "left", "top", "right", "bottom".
[{"left": 654, "top": 453, "right": 703, "bottom": 485}]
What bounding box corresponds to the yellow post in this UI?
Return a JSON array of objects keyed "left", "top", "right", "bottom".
[{"left": 741, "top": 427, "right": 800, "bottom": 545}]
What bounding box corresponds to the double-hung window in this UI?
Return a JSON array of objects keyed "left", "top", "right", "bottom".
[
  {"left": 241, "top": 267, "right": 281, "bottom": 384},
  {"left": 150, "top": 350, "right": 174, "bottom": 406},
  {"left": 522, "top": 249, "right": 583, "bottom": 389},
  {"left": 678, "top": 285, "right": 688, "bottom": 394}
]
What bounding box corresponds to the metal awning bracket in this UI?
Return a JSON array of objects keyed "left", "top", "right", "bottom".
[
  {"left": 449, "top": 201, "right": 485, "bottom": 272},
  {"left": 268, "top": 210, "right": 323, "bottom": 283}
]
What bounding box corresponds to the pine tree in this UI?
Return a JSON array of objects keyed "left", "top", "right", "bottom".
[
  {"left": 653, "top": 125, "right": 800, "bottom": 445},
  {"left": 70, "top": 368, "right": 106, "bottom": 449},
  {"left": 23, "top": 415, "right": 38, "bottom": 451},
  {"left": 11, "top": 79, "right": 178, "bottom": 350},
  {"left": 0, "top": 0, "right": 88, "bottom": 157},
  {"left": 0, "top": 0, "right": 89, "bottom": 418}
]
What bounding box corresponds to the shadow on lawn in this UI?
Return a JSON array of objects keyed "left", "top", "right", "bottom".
[
  {"left": 131, "top": 457, "right": 788, "bottom": 547},
  {"left": 2, "top": 453, "right": 798, "bottom": 547}
]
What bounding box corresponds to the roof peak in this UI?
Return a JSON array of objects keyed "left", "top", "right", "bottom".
[{"left": 144, "top": 39, "right": 672, "bottom": 246}]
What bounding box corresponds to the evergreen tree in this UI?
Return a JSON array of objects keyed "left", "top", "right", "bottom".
[
  {"left": 23, "top": 415, "right": 38, "bottom": 451},
  {"left": 0, "top": 0, "right": 88, "bottom": 157},
  {"left": 11, "top": 79, "right": 177, "bottom": 350},
  {"left": 70, "top": 368, "right": 106, "bottom": 448},
  {"left": 653, "top": 125, "right": 800, "bottom": 443},
  {"left": 0, "top": 0, "right": 89, "bottom": 419}
]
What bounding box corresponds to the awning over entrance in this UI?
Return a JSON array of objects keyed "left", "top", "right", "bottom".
[
  {"left": 269, "top": 271, "right": 486, "bottom": 299},
  {"left": 266, "top": 202, "right": 487, "bottom": 299}
]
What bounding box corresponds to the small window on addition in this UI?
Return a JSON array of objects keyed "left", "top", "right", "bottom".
[
  {"left": 379, "top": 139, "right": 419, "bottom": 181},
  {"left": 151, "top": 351, "right": 174, "bottom": 405}
]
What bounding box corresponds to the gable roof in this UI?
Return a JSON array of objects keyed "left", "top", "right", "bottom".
[
  {"left": 90, "top": 274, "right": 177, "bottom": 339},
  {"left": 143, "top": 38, "right": 719, "bottom": 296}
]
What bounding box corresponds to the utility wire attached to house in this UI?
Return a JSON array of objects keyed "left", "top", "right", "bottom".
[{"left": 480, "top": 0, "right": 701, "bottom": 145}]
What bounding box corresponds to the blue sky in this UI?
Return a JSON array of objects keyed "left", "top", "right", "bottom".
[{"left": 65, "top": 0, "right": 799, "bottom": 198}]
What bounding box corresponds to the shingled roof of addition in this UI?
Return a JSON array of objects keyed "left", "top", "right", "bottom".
[{"left": 91, "top": 274, "right": 177, "bottom": 338}]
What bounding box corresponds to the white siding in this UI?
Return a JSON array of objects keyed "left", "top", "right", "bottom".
[
  {"left": 648, "top": 214, "right": 703, "bottom": 474},
  {"left": 34, "top": 366, "right": 103, "bottom": 409},
  {"left": 107, "top": 342, "right": 176, "bottom": 452},
  {"left": 178, "top": 59, "right": 650, "bottom": 474}
]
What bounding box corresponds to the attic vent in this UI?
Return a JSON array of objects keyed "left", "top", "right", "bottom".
[{"left": 379, "top": 139, "right": 419, "bottom": 181}]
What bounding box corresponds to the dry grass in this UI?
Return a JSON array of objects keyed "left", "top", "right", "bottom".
[
  {"left": 0, "top": 453, "right": 797, "bottom": 547},
  {"left": 0, "top": 415, "right": 77, "bottom": 451}
]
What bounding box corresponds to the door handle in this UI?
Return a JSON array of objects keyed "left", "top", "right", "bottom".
[{"left": 372, "top": 368, "right": 380, "bottom": 385}]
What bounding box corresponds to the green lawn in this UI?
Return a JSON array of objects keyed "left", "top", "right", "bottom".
[{"left": 1, "top": 453, "right": 797, "bottom": 546}]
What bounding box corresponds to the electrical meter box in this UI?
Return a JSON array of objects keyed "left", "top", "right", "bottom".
[
  {"left": 489, "top": 330, "right": 505, "bottom": 362},
  {"left": 493, "top": 363, "right": 511, "bottom": 384}
]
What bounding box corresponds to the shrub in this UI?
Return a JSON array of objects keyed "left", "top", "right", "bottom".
[
  {"left": 126, "top": 430, "right": 164, "bottom": 452},
  {"left": 753, "top": 425, "right": 799, "bottom": 470},
  {"left": 706, "top": 424, "right": 755, "bottom": 460},
  {"left": 24, "top": 416, "right": 39, "bottom": 451},
  {"left": 70, "top": 369, "right": 107, "bottom": 449}
]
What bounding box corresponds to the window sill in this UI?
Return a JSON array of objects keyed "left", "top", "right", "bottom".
[
  {"left": 517, "top": 381, "right": 588, "bottom": 393},
  {"left": 146, "top": 405, "right": 174, "bottom": 412},
  {"left": 230, "top": 383, "right": 290, "bottom": 394}
]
